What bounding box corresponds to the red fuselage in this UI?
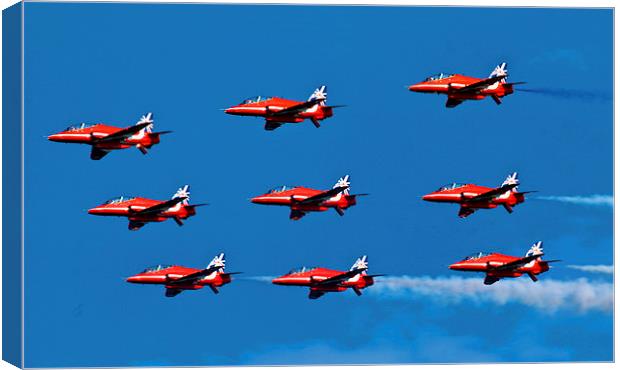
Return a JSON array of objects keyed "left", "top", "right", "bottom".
[
  {"left": 225, "top": 97, "right": 333, "bottom": 124},
  {"left": 127, "top": 265, "right": 232, "bottom": 291},
  {"left": 88, "top": 197, "right": 197, "bottom": 224},
  {"left": 48, "top": 124, "right": 162, "bottom": 151},
  {"left": 423, "top": 184, "right": 525, "bottom": 210},
  {"left": 450, "top": 253, "right": 550, "bottom": 280},
  {"left": 409, "top": 74, "right": 514, "bottom": 101},
  {"left": 251, "top": 186, "right": 357, "bottom": 218},
  {"left": 273, "top": 267, "right": 374, "bottom": 293}
]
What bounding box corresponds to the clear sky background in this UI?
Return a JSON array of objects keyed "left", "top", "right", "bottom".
[{"left": 23, "top": 3, "right": 612, "bottom": 367}]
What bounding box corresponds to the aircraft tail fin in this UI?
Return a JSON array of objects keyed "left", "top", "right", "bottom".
[
  {"left": 333, "top": 175, "right": 351, "bottom": 195},
  {"left": 525, "top": 241, "right": 544, "bottom": 260},
  {"left": 350, "top": 255, "right": 368, "bottom": 275},
  {"left": 489, "top": 62, "right": 508, "bottom": 83},
  {"left": 172, "top": 185, "right": 190, "bottom": 205},
  {"left": 501, "top": 172, "right": 519, "bottom": 192},
  {"left": 308, "top": 85, "right": 327, "bottom": 106},
  {"left": 137, "top": 112, "right": 154, "bottom": 133},
  {"left": 207, "top": 252, "right": 226, "bottom": 272}
]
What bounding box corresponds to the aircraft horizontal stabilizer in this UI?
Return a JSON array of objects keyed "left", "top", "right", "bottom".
[
  {"left": 366, "top": 274, "right": 386, "bottom": 278},
  {"left": 334, "top": 207, "right": 345, "bottom": 216},
  {"left": 311, "top": 117, "right": 321, "bottom": 128},
  {"left": 188, "top": 203, "right": 209, "bottom": 208}
]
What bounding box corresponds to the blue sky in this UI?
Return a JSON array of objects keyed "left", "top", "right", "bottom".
[{"left": 23, "top": 4, "right": 612, "bottom": 367}]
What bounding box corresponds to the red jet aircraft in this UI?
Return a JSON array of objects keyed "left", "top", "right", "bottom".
[
  {"left": 272, "top": 256, "right": 382, "bottom": 299},
  {"left": 409, "top": 63, "right": 524, "bottom": 108},
  {"left": 251, "top": 175, "right": 366, "bottom": 220},
  {"left": 127, "top": 253, "right": 239, "bottom": 297},
  {"left": 88, "top": 185, "right": 206, "bottom": 230},
  {"left": 48, "top": 113, "right": 171, "bottom": 160},
  {"left": 449, "top": 241, "right": 559, "bottom": 285},
  {"left": 224, "top": 85, "right": 343, "bottom": 131},
  {"left": 423, "top": 172, "right": 532, "bottom": 218}
]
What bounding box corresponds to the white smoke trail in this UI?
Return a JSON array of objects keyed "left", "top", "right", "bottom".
[
  {"left": 371, "top": 276, "right": 612, "bottom": 314},
  {"left": 537, "top": 195, "right": 613, "bottom": 207},
  {"left": 239, "top": 275, "right": 275, "bottom": 283},
  {"left": 567, "top": 265, "right": 614, "bottom": 275}
]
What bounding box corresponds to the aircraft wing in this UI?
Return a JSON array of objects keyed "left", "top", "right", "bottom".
[
  {"left": 167, "top": 265, "right": 222, "bottom": 286},
  {"left": 264, "top": 120, "right": 284, "bottom": 131},
  {"left": 94, "top": 122, "right": 151, "bottom": 143},
  {"left": 289, "top": 209, "right": 307, "bottom": 220},
  {"left": 267, "top": 99, "right": 325, "bottom": 117},
  {"left": 128, "top": 220, "right": 146, "bottom": 231},
  {"left": 297, "top": 186, "right": 349, "bottom": 205},
  {"left": 446, "top": 97, "right": 464, "bottom": 108},
  {"left": 490, "top": 254, "right": 543, "bottom": 272},
  {"left": 312, "top": 268, "right": 367, "bottom": 287},
  {"left": 165, "top": 288, "right": 184, "bottom": 297},
  {"left": 483, "top": 275, "right": 500, "bottom": 285},
  {"left": 458, "top": 206, "right": 476, "bottom": 218},
  {"left": 90, "top": 147, "right": 110, "bottom": 160},
  {"left": 465, "top": 183, "right": 518, "bottom": 203},
  {"left": 135, "top": 197, "right": 187, "bottom": 215},
  {"left": 308, "top": 290, "right": 326, "bottom": 299},
  {"left": 453, "top": 75, "right": 506, "bottom": 94}
]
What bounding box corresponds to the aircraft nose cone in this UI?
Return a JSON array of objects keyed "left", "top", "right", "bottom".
[
  {"left": 126, "top": 276, "right": 139, "bottom": 283},
  {"left": 251, "top": 196, "right": 266, "bottom": 204},
  {"left": 449, "top": 262, "right": 463, "bottom": 270},
  {"left": 47, "top": 133, "right": 62, "bottom": 142},
  {"left": 422, "top": 194, "right": 433, "bottom": 201},
  {"left": 408, "top": 84, "right": 423, "bottom": 92},
  {"left": 87, "top": 207, "right": 103, "bottom": 215},
  {"left": 271, "top": 276, "right": 285, "bottom": 285}
]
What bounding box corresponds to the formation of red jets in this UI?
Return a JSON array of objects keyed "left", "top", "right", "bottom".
[{"left": 49, "top": 62, "right": 562, "bottom": 299}]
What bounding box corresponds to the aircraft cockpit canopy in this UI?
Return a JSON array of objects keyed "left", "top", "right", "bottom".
[
  {"left": 463, "top": 252, "right": 492, "bottom": 261},
  {"left": 436, "top": 183, "right": 467, "bottom": 192},
  {"left": 65, "top": 123, "right": 94, "bottom": 131},
  {"left": 288, "top": 266, "right": 317, "bottom": 275},
  {"left": 424, "top": 73, "right": 455, "bottom": 81},
  {"left": 141, "top": 264, "right": 173, "bottom": 273},
  {"left": 104, "top": 195, "right": 137, "bottom": 204},
  {"left": 242, "top": 96, "right": 273, "bottom": 104},
  {"left": 267, "top": 185, "right": 296, "bottom": 194}
]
